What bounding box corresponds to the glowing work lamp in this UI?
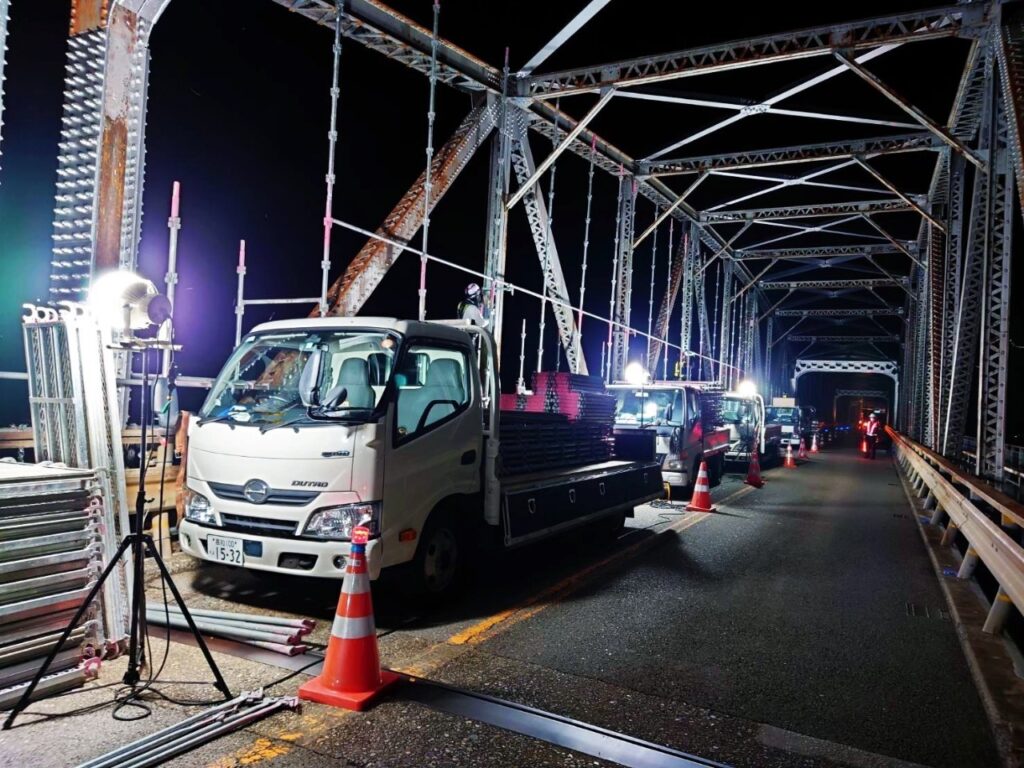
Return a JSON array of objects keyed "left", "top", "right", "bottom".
[
  {"left": 88, "top": 270, "right": 172, "bottom": 332},
  {"left": 624, "top": 362, "right": 651, "bottom": 386},
  {"left": 737, "top": 379, "right": 758, "bottom": 397}
]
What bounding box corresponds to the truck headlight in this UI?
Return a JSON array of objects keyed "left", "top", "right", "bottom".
[
  {"left": 183, "top": 487, "right": 219, "bottom": 526},
  {"left": 664, "top": 458, "right": 682, "bottom": 471},
  {"left": 303, "top": 502, "right": 380, "bottom": 541}
]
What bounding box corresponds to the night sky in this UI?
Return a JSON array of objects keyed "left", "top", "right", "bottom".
[{"left": 0, "top": 1, "right": 1018, "bottom": 435}]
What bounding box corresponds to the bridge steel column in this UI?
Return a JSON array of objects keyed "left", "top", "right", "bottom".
[
  {"left": 610, "top": 175, "right": 636, "bottom": 381},
  {"left": 648, "top": 223, "right": 688, "bottom": 375},
  {"left": 718, "top": 260, "right": 734, "bottom": 386},
  {"left": 511, "top": 121, "right": 587, "bottom": 376},
  {"left": 50, "top": 0, "right": 169, "bottom": 300},
  {"left": 942, "top": 42, "right": 997, "bottom": 457},
  {"left": 483, "top": 97, "right": 513, "bottom": 361},
  {"left": 977, "top": 92, "right": 1014, "bottom": 481}
]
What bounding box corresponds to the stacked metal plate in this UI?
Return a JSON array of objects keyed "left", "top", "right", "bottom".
[
  {"left": 498, "top": 373, "right": 617, "bottom": 475},
  {"left": 498, "top": 412, "right": 613, "bottom": 475},
  {"left": 0, "top": 462, "right": 105, "bottom": 709}
]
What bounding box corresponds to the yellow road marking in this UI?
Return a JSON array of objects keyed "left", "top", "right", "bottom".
[{"left": 448, "top": 483, "right": 755, "bottom": 647}]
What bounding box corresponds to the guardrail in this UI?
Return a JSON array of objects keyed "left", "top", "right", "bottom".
[{"left": 888, "top": 426, "right": 1024, "bottom": 635}]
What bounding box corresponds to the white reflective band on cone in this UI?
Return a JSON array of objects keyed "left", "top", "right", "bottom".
[
  {"left": 341, "top": 572, "right": 370, "bottom": 595},
  {"left": 331, "top": 614, "right": 375, "bottom": 640}
]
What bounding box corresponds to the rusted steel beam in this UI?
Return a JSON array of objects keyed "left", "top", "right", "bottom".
[{"left": 70, "top": 0, "right": 108, "bottom": 35}]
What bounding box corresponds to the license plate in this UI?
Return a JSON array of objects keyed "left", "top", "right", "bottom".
[{"left": 207, "top": 535, "right": 244, "bottom": 566}]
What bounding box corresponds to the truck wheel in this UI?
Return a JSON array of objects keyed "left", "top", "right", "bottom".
[
  {"left": 409, "top": 511, "right": 462, "bottom": 596},
  {"left": 709, "top": 457, "right": 723, "bottom": 487}
]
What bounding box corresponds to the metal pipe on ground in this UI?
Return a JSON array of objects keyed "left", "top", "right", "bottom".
[
  {"left": 144, "top": 612, "right": 301, "bottom": 646},
  {"left": 76, "top": 691, "right": 269, "bottom": 768},
  {"left": 77, "top": 693, "right": 297, "bottom": 768},
  {"left": 146, "top": 610, "right": 310, "bottom": 638},
  {"left": 145, "top": 603, "right": 314, "bottom": 631}
]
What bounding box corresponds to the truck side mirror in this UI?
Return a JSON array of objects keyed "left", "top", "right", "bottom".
[{"left": 298, "top": 350, "right": 324, "bottom": 408}]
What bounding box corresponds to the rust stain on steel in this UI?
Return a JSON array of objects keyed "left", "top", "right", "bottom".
[
  {"left": 70, "top": 0, "right": 109, "bottom": 35},
  {"left": 93, "top": 4, "right": 137, "bottom": 274}
]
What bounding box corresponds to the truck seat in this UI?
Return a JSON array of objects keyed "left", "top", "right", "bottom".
[
  {"left": 326, "top": 358, "right": 375, "bottom": 409},
  {"left": 397, "top": 359, "right": 465, "bottom": 435}
]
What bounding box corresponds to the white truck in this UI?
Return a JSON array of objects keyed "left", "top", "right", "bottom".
[
  {"left": 720, "top": 391, "right": 782, "bottom": 464},
  {"left": 608, "top": 382, "right": 730, "bottom": 495},
  {"left": 765, "top": 397, "right": 816, "bottom": 449},
  {"left": 178, "top": 318, "right": 662, "bottom": 594}
]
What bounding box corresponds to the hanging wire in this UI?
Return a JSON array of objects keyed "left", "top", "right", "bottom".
[
  {"left": 318, "top": 7, "right": 344, "bottom": 316},
  {"left": 417, "top": 1, "right": 441, "bottom": 322},
  {"left": 575, "top": 137, "right": 597, "bottom": 374},
  {"left": 537, "top": 99, "right": 560, "bottom": 374},
  {"left": 518, "top": 318, "right": 527, "bottom": 393},
  {"left": 646, "top": 204, "right": 659, "bottom": 363},
  {"left": 608, "top": 167, "right": 624, "bottom": 382}
]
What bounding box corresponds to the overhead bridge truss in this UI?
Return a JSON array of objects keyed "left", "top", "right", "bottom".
[{"left": 27, "top": 0, "right": 1024, "bottom": 486}]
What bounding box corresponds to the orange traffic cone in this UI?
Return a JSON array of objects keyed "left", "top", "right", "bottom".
[
  {"left": 784, "top": 443, "right": 797, "bottom": 469},
  {"left": 298, "top": 526, "right": 399, "bottom": 711},
  {"left": 810, "top": 433, "right": 819, "bottom": 453},
  {"left": 798, "top": 438, "right": 808, "bottom": 460},
  {"left": 745, "top": 449, "right": 765, "bottom": 489},
  {"left": 686, "top": 461, "right": 716, "bottom": 512}
]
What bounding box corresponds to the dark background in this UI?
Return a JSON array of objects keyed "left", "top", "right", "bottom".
[{"left": 0, "top": 1, "right": 1017, "bottom": 437}]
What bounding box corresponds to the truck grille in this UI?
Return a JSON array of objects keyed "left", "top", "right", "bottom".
[
  {"left": 219, "top": 513, "right": 297, "bottom": 538},
  {"left": 208, "top": 482, "right": 319, "bottom": 507}
]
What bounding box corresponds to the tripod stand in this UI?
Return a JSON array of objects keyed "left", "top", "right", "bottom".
[{"left": 4, "top": 344, "right": 231, "bottom": 729}]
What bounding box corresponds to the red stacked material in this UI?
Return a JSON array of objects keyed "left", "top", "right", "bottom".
[{"left": 499, "top": 373, "right": 616, "bottom": 424}]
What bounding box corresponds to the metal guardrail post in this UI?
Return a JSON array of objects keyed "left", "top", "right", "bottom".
[
  {"left": 958, "top": 547, "right": 980, "bottom": 579},
  {"left": 983, "top": 587, "right": 1013, "bottom": 635}
]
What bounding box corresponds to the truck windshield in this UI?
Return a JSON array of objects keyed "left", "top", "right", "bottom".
[
  {"left": 766, "top": 407, "right": 798, "bottom": 425},
  {"left": 720, "top": 397, "right": 753, "bottom": 424},
  {"left": 199, "top": 329, "right": 399, "bottom": 426},
  {"left": 614, "top": 389, "right": 680, "bottom": 426}
]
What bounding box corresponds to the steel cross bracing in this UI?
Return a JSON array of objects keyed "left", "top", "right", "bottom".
[
  {"left": 759, "top": 278, "right": 905, "bottom": 291},
  {"left": 701, "top": 198, "right": 914, "bottom": 224},
  {"left": 996, "top": 1, "right": 1024, "bottom": 221},
  {"left": 523, "top": 5, "right": 987, "bottom": 98},
  {"left": 325, "top": 97, "right": 498, "bottom": 316},
  {"left": 793, "top": 358, "right": 899, "bottom": 382},
  {"left": 640, "top": 133, "right": 943, "bottom": 177},
  {"left": 510, "top": 122, "right": 586, "bottom": 375},
  {"left": 0, "top": 0, "right": 9, "bottom": 177},
  {"left": 775, "top": 308, "right": 903, "bottom": 317},
  {"left": 789, "top": 335, "right": 899, "bottom": 343},
  {"left": 733, "top": 244, "right": 914, "bottom": 261}
]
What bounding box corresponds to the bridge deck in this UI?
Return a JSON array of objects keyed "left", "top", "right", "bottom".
[{"left": 0, "top": 449, "right": 1000, "bottom": 768}]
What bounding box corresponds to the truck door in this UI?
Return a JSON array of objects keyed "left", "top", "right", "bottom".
[{"left": 382, "top": 341, "right": 481, "bottom": 551}]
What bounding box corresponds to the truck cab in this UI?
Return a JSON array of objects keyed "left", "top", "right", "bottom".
[
  {"left": 608, "top": 382, "right": 729, "bottom": 493},
  {"left": 720, "top": 391, "right": 781, "bottom": 463},
  {"left": 178, "top": 318, "right": 661, "bottom": 594}
]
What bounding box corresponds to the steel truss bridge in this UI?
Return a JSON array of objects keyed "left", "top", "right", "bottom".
[{"left": 0, "top": 0, "right": 1021, "bottom": 483}]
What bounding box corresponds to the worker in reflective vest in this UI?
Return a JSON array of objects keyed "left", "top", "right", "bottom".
[{"left": 864, "top": 412, "right": 881, "bottom": 459}]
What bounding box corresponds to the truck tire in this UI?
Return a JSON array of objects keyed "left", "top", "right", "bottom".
[
  {"left": 407, "top": 510, "right": 463, "bottom": 597},
  {"left": 594, "top": 511, "right": 626, "bottom": 538},
  {"left": 709, "top": 456, "right": 723, "bottom": 487}
]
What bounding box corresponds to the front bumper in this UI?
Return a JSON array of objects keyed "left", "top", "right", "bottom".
[
  {"left": 661, "top": 470, "right": 688, "bottom": 487},
  {"left": 178, "top": 520, "right": 382, "bottom": 580}
]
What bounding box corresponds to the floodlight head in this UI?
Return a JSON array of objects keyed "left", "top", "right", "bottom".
[
  {"left": 89, "top": 270, "right": 171, "bottom": 331},
  {"left": 737, "top": 379, "right": 757, "bottom": 397},
  {"left": 623, "top": 362, "right": 650, "bottom": 386}
]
